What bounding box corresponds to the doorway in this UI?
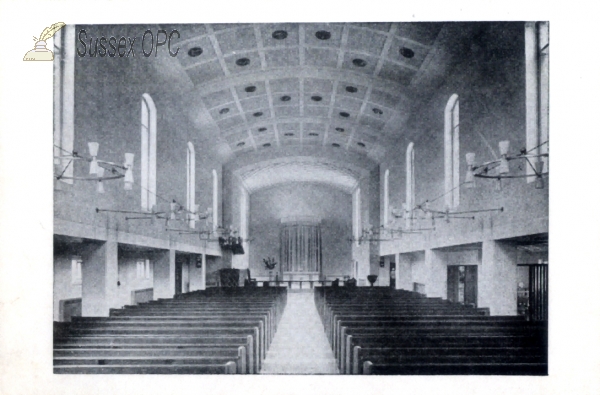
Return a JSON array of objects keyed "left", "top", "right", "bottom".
[
  {"left": 447, "top": 265, "right": 478, "bottom": 307},
  {"left": 517, "top": 264, "right": 548, "bottom": 321}
]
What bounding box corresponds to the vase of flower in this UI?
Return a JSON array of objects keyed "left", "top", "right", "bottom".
[{"left": 263, "top": 257, "right": 277, "bottom": 282}]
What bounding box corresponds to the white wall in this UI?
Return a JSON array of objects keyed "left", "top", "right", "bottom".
[{"left": 53, "top": 255, "right": 82, "bottom": 321}]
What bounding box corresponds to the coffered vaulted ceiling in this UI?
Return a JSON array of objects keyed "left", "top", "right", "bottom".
[{"left": 161, "top": 22, "right": 452, "bottom": 163}]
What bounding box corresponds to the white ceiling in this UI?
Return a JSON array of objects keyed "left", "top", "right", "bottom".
[{"left": 159, "top": 22, "right": 449, "bottom": 161}]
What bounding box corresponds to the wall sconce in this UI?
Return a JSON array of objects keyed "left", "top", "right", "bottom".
[
  {"left": 466, "top": 140, "right": 548, "bottom": 190},
  {"left": 54, "top": 142, "right": 134, "bottom": 192}
]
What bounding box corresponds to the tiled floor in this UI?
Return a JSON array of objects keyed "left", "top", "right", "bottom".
[{"left": 260, "top": 292, "right": 339, "bottom": 374}]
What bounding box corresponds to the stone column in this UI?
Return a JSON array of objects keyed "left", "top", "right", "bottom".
[
  {"left": 480, "top": 240, "right": 518, "bottom": 315},
  {"left": 153, "top": 249, "right": 175, "bottom": 299},
  {"left": 81, "top": 238, "right": 118, "bottom": 317}
]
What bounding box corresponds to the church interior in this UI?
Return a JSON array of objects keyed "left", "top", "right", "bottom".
[{"left": 51, "top": 21, "right": 549, "bottom": 375}]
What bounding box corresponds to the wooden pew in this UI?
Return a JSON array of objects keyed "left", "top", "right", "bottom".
[{"left": 54, "top": 362, "right": 237, "bottom": 374}]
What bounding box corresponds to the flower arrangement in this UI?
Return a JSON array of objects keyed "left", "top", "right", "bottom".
[{"left": 263, "top": 257, "right": 277, "bottom": 270}]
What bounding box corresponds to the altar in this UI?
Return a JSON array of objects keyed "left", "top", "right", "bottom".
[{"left": 281, "top": 272, "right": 320, "bottom": 282}]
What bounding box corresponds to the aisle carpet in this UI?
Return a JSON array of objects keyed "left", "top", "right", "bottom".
[{"left": 260, "top": 292, "right": 339, "bottom": 374}]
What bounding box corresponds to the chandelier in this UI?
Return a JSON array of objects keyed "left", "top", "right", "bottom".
[
  {"left": 390, "top": 201, "right": 503, "bottom": 228},
  {"left": 466, "top": 140, "right": 548, "bottom": 189},
  {"left": 96, "top": 200, "right": 213, "bottom": 229},
  {"left": 54, "top": 143, "right": 134, "bottom": 192}
]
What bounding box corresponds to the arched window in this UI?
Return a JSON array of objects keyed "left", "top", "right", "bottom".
[
  {"left": 212, "top": 169, "right": 218, "bottom": 231},
  {"left": 525, "top": 22, "right": 549, "bottom": 181},
  {"left": 444, "top": 94, "right": 460, "bottom": 209},
  {"left": 383, "top": 169, "right": 390, "bottom": 226},
  {"left": 141, "top": 94, "right": 157, "bottom": 211},
  {"left": 53, "top": 25, "right": 75, "bottom": 184},
  {"left": 353, "top": 187, "right": 361, "bottom": 245},
  {"left": 186, "top": 142, "right": 196, "bottom": 228},
  {"left": 406, "top": 143, "right": 415, "bottom": 229}
]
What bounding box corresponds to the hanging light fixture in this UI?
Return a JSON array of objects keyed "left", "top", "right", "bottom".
[
  {"left": 465, "top": 140, "right": 548, "bottom": 189},
  {"left": 54, "top": 143, "right": 134, "bottom": 192}
]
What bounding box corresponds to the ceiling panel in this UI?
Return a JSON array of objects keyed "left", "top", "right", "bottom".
[
  {"left": 274, "top": 106, "right": 300, "bottom": 118},
  {"left": 304, "top": 106, "right": 330, "bottom": 118},
  {"left": 334, "top": 96, "right": 363, "bottom": 112},
  {"left": 340, "top": 52, "right": 378, "bottom": 76},
  {"left": 352, "top": 22, "right": 392, "bottom": 33},
  {"left": 203, "top": 88, "right": 236, "bottom": 109},
  {"left": 216, "top": 26, "right": 258, "bottom": 55},
  {"left": 216, "top": 115, "right": 245, "bottom": 130},
  {"left": 304, "top": 23, "right": 344, "bottom": 48},
  {"left": 240, "top": 96, "right": 270, "bottom": 112},
  {"left": 304, "top": 48, "right": 339, "bottom": 68},
  {"left": 269, "top": 78, "right": 300, "bottom": 93},
  {"left": 336, "top": 82, "right": 368, "bottom": 100},
  {"left": 223, "top": 52, "right": 262, "bottom": 75},
  {"left": 187, "top": 60, "right": 226, "bottom": 85},
  {"left": 260, "top": 23, "right": 300, "bottom": 48},
  {"left": 178, "top": 37, "right": 217, "bottom": 68},
  {"left": 265, "top": 48, "right": 300, "bottom": 68},
  {"left": 304, "top": 78, "right": 334, "bottom": 93},
  {"left": 235, "top": 81, "right": 267, "bottom": 98},
  {"left": 346, "top": 27, "right": 388, "bottom": 56}
]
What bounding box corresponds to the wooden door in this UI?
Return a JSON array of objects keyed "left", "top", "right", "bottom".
[
  {"left": 447, "top": 265, "right": 477, "bottom": 307},
  {"left": 464, "top": 265, "right": 478, "bottom": 308},
  {"left": 447, "top": 266, "right": 460, "bottom": 303},
  {"left": 529, "top": 265, "right": 548, "bottom": 321}
]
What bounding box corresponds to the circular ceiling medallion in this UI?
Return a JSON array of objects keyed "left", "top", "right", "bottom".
[
  {"left": 245, "top": 86, "right": 257, "bottom": 93},
  {"left": 400, "top": 47, "right": 415, "bottom": 58},
  {"left": 284, "top": 132, "right": 294, "bottom": 137},
  {"left": 311, "top": 95, "right": 322, "bottom": 102},
  {"left": 280, "top": 95, "right": 291, "bottom": 102},
  {"left": 372, "top": 108, "right": 383, "bottom": 115},
  {"left": 272, "top": 30, "right": 288, "bottom": 40},
  {"left": 315, "top": 30, "right": 331, "bottom": 40},
  {"left": 345, "top": 86, "right": 358, "bottom": 93},
  {"left": 308, "top": 133, "right": 319, "bottom": 136},
  {"left": 263, "top": 143, "right": 271, "bottom": 147},
  {"left": 331, "top": 143, "right": 341, "bottom": 148},
  {"left": 335, "top": 127, "right": 345, "bottom": 132},
  {"left": 253, "top": 112, "right": 263, "bottom": 117},
  {"left": 258, "top": 127, "right": 267, "bottom": 132},
  {"left": 236, "top": 58, "right": 250, "bottom": 66},
  {"left": 236, "top": 142, "right": 245, "bottom": 147},
  {"left": 339, "top": 112, "right": 350, "bottom": 118},
  {"left": 219, "top": 108, "right": 230, "bottom": 115},
  {"left": 187, "top": 47, "right": 203, "bottom": 57},
  {"left": 357, "top": 142, "right": 366, "bottom": 147},
  {"left": 352, "top": 58, "right": 367, "bottom": 67}
]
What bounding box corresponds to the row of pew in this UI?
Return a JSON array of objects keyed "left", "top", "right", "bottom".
[
  {"left": 314, "top": 287, "right": 547, "bottom": 375},
  {"left": 54, "top": 287, "right": 287, "bottom": 374}
]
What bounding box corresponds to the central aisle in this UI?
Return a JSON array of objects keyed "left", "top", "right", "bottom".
[{"left": 260, "top": 291, "right": 339, "bottom": 374}]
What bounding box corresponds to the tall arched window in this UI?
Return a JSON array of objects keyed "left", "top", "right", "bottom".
[
  {"left": 186, "top": 142, "right": 196, "bottom": 228},
  {"left": 53, "top": 25, "right": 75, "bottom": 184},
  {"left": 353, "top": 187, "right": 361, "bottom": 245},
  {"left": 383, "top": 169, "right": 390, "bottom": 226},
  {"left": 525, "top": 22, "right": 549, "bottom": 181},
  {"left": 212, "top": 169, "right": 219, "bottom": 231},
  {"left": 406, "top": 143, "right": 415, "bottom": 229},
  {"left": 141, "top": 94, "right": 157, "bottom": 211},
  {"left": 444, "top": 94, "right": 460, "bottom": 209}
]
